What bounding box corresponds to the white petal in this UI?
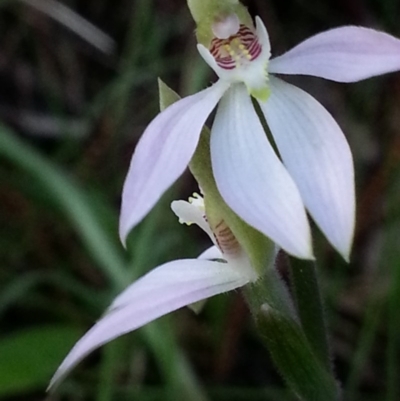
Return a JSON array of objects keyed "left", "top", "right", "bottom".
[
  {"left": 191, "top": 246, "right": 224, "bottom": 314},
  {"left": 269, "top": 26, "right": 400, "bottom": 82},
  {"left": 49, "top": 259, "right": 248, "bottom": 388},
  {"left": 119, "top": 81, "right": 229, "bottom": 245},
  {"left": 197, "top": 245, "right": 222, "bottom": 260},
  {"left": 210, "top": 84, "right": 313, "bottom": 259},
  {"left": 198, "top": 244, "right": 258, "bottom": 284},
  {"left": 170, "top": 200, "right": 215, "bottom": 243},
  {"left": 197, "top": 44, "right": 227, "bottom": 79},
  {"left": 224, "top": 250, "right": 259, "bottom": 282},
  {"left": 259, "top": 77, "right": 355, "bottom": 260},
  {"left": 255, "top": 16, "right": 271, "bottom": 56}
]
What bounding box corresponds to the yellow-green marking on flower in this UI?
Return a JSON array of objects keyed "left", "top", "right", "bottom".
[{"left": 187, "top": 0, "right": 252, "bottom": 45}]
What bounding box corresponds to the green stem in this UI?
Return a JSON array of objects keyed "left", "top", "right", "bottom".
[
  {"left": 246, "top": 267, "right": 340, "bottom": 401},
  {"left": 245, "top": 267, "right": 296, "bottom": 320},
  {"left": 288, "top": 257, "right": 333, "bottom": 372}
]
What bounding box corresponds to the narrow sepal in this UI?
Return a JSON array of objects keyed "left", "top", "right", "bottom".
[
  {"left": 269, "top": 26, "right": 400, "bottom": 82},
  {"left": 119, "top": 81, "right": 228, "bottom": 245},
  {"left": 260, "top": 77, "right": 355, "bottom": 260},
  {"left": 211, "top": 84, "right": 313, "bottom": 259},
  {"left": 49, "top": 259, "right": 248, "bottom": 388}
]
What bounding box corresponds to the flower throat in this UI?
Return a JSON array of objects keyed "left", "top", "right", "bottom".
[{"left": 210, "top": 25, "right": 262, "bottom": 70}]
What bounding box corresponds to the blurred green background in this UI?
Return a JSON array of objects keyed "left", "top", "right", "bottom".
[{"left": 0, "top": 0, "right": 399, "bottom": 400}]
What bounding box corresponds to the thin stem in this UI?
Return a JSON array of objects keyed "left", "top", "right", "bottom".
[
  {"left": 245, "top": 266, "right": 297, "bottom": 320},
  {"left": 288, "top": 256, "right": 333, "bottom": 372},
  {"left": 245, "top": 266, "right": 340, "bottom": 401}
]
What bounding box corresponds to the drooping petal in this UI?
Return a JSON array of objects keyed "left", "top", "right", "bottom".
[
  {"left": 119, "top": 80, "right": 229, "bottom": 245},
  {"left": 210, "top": 83, "right": 313, "bottom": 259},
  {"left": 49, "top": 259, "right": 248, "bottom": 388},
  {"left": 191, "top": 245, "right": 225, "bottom": 315},
  {"left": 269, "top": 26, "right": 400, "bottom": 82},
  {"left": 259, "top": 77, "right": 355, "bottom": 260}
]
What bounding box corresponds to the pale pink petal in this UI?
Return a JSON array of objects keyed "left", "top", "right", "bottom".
[
  {"left": 259, "top": 77, "right": 355, "bottom": 260},
  {"left": 197, "top": 44, "right": 226, "bottom": 78},
  {"left": 119, "top": 80, "right": 229, "bottom": 245},
  {"left": 49, "top": 259, "right": 248, "bottom": 388},
  {"left": 269, "top": 26, "right": 400, "bottom": 82},
  {"left": 211, "top": 84, "right": 313, "bottom": 259},
  {"left": 192, "top": 245, "right": 223, "bottom": 315}
]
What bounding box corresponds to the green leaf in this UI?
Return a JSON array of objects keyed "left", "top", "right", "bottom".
[
  {"left": 0, "top": 325, "right": 82, "bottom": 396},
  {"left": 0, "top": 123, "right": 128, "bottom": 289}
]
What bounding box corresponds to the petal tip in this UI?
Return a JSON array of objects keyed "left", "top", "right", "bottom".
[
  {"left": 254, "top": 16, "right": 271, "bottom": 52},
  {"left": 338, "top": 244, "right": 352, "bottom": 263},
  {"left": 47, "top": 369, "right": 64, "bottom": 393},
  {"left": 279, "top": 233, "right": 314, "bottom": 261},
  {"left": 292, "top": 231, "right": 315, "bottom": 260},
  {"left": 291, "top": 248, "right": 315, "bottom": 261},
  {"left": 118, "top": 220, "right": 130, "bottom": 248},
  {"left": 329, "top": 227, "right": 354, "bottom": 263},
  {"left": 119, "top": 234, "right": 128, "bottom": 249}
]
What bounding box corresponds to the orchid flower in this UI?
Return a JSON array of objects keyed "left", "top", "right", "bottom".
[
  {"left": 119, "top": 9, "right": 400, "bottom": 261},
  {"left": 49, "top": 193, "right": 258, "bottom": 387}
]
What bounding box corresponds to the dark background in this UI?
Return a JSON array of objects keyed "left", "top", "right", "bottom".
[{"left": 0, "top": 0, "right": 399, "bottom": 400}]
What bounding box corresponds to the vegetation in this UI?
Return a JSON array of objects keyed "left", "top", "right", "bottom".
[{"left": 0, "top": 0, "right": 399, "bottom": 400}]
